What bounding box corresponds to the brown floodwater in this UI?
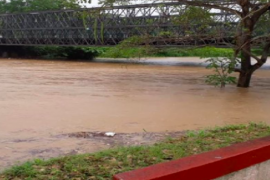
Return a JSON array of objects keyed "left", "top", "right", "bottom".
[{"left": 1, "top": 58, "right": 270, "bottom": 170}]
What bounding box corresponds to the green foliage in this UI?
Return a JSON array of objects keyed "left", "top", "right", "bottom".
[
  {"left": 205, "top": 74, "right": 237, "bottom": 88},
  {"left": 102, "top": 46, "right": 155, "bottom": 59},
  {"left": 101, "top": 22, "right": 104, "bottom": 43},
  {"left": 205, "top": 56, "right": 240, "bottom": 88},
  {"left": 102, "top": 36, "right": 156, "bottom": 59},
  {"left": 100, "top": 46, "right": 237, "bottom": 58},
  {"left": 154, "top": 47, "right": 234, "bottom": 58},
  {"left": 81, "top": 11, "right": 88, "bottom": 28},
  {"left": 118, "top": 36, "right": 147, "bottom": 46},
  {"left": 254, "top": 11, "right": 270, "bottom": 36},
  {"left": 0, "top": 0, "right": 80, "bottom": 13},
  {"left": 59, "top": 47, "right": 101, "bottom": 60},
  {"left": 80, "top": 9, "right": 104, "bottom": 44},
  {"left": 158, "top": 31, "right": 173, "bottom": 38},
  {"left": 7, "top": 46, "right": 102, "bottom": 60},
  {"left": 172, "top": 6, "right": 213, "bottom": 35},
  {"left": 3, "top": 45, "right": 264, "bottom": 60}
]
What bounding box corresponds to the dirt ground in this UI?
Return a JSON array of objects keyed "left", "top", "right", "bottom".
[
  {"left": 67, "top": 130, "right": 186, "bottom": 146},
  {"left": 0, "top": 131, "right": 186, "bottom": 172}
]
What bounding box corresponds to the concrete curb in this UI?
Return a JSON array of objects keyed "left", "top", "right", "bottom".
[{"left": 113, "top": 136, "right": 270, "bottom": 180}]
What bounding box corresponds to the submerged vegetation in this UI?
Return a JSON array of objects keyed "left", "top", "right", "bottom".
[
  {"left": 205, "top": 56, "right": 240, "bottom": 88},
  {"left": 1, "top": 123, "right": 270, "bottom": 180}
]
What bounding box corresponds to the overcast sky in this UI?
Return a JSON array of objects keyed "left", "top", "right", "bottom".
[
  {"left": 80, "top": 0, "right": 100, "bottom": 7},
  {"left": 80, "top": 0, "right": 170, "bottom": 7}
]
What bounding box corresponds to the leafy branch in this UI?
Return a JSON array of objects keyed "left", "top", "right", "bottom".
[{"left": 205, "top": 56, "right": 240, "bottom": 88}]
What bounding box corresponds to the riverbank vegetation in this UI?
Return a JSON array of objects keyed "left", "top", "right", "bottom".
[
  {"left": 1, "top": 123, "right": 270, "bottom": 180},
  {"left": 99, "top": 46, "right": 264, "bottom": 59},
  {"left": 0, "top": 46, "right": 264, "bottom": 60},
  {"left": 0, "top": 46, "right": 102, "bottom": 60},
  {"left": 100, "top": 46, "right": 234, "bottom": 58}
]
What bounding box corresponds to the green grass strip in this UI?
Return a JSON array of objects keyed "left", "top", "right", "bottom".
[
  {"left": 98, "top": 47, "right": 263, "bottom": 58},
  {"left": 1, "top": 123, "right": 270, "bottom": 180}
]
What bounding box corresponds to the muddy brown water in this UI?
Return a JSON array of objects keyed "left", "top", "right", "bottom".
[{"left": 1, "top": 58, "right": 270, "bottom": 171}]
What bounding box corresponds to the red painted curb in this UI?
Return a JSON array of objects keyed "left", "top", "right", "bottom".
[{"left": 113, "top": 136, "right": 270, "bottom": 180}]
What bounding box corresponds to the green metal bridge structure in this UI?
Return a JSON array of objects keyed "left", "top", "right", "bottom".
[{"left": 0, "top": 2, "right": 239, "bottom": 47}]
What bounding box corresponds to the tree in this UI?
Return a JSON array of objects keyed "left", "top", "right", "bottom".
[
  {"left": 0, "top": 0, "right": 80, "bottom": 13},
  {"left": 205, "top": 56, "right": 240, "bottom": 88},
  {"left": 172, "top": 6, "right": 214, "bottom": 36},
  {"left": 92, "top": 0, "right": 270, "bottom": 88}
]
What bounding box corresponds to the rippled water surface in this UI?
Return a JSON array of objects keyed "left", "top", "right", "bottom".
[{"left": 1, "top": 58, "right": 270, "bottom": 170}]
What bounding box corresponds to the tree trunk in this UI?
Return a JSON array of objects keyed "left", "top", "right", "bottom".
[
  {"left": 237, "top": 71, "right": 253, "bottom": 87},
  {"left": 236, "top": 2, "right": 270, "bottom": 88},
  {"left": 236, "top": 4, "right": 254, "bottom": 88},
  {"left": 237, "top": 45, "right": 252, "bottom": 87},
  {"left": 237, "top": 43, "right": 253, "bottom": 87}
]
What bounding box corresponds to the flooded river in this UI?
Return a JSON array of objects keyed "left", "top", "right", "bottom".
[{"left": 1, "top": 57, "right": 270, "bottom": 170}]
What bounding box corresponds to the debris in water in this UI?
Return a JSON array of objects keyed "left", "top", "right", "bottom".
[{"left": 105, "top": 132, "right": 116, "bottom": 137}]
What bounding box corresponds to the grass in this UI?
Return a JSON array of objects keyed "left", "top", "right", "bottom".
[
  {"left": 98, "top": 46, "right": 263, "bottom": 59},
  {"left": 99, "top": 46, "right": 234, "bottom": 58},
  {"left": 1, "top": 123, "right": 270, "bottom": 180},
  {"left": 6, "top": 46, "right": 263, "bottom": 60}
]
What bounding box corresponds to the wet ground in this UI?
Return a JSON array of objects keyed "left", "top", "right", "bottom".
[{"left": 1, "top": 57, "right": 270, "bottom": 171}]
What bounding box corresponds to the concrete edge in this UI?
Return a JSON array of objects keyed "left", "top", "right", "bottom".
[{"left": 113, "top": 136, "right": 270, "bottom": 180}]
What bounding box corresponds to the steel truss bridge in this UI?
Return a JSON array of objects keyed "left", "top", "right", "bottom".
[{"left": 0, "top": 2, "right": 238, "bottom": 47}]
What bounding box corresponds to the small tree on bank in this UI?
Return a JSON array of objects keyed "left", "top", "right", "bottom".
[
  {"left": 205, "top": 57, "right": 240, "bottom": 88},
  {"left": 91, "top": 0, "right": 270, "bottom": 88}
]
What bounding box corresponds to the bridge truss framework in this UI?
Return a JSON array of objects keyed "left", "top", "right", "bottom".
[{"left": 0, "top": 2, "right": 239, "bottom": 47}]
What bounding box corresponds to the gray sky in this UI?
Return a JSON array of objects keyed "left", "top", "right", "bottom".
[
  {"left": 80, "top": 0, "right": 100, "bottom": 7},
  {"left": 80, "top": 0, "right": 170, "bottom": 7}
]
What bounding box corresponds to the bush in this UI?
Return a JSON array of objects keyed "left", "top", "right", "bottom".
[{"left": 205, "top": 56, "right": 240, "bottom": 88}]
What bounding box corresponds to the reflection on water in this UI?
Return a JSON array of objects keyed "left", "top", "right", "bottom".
[{"left": 1, "top": 58, "right": 270, "bottom": 170}]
